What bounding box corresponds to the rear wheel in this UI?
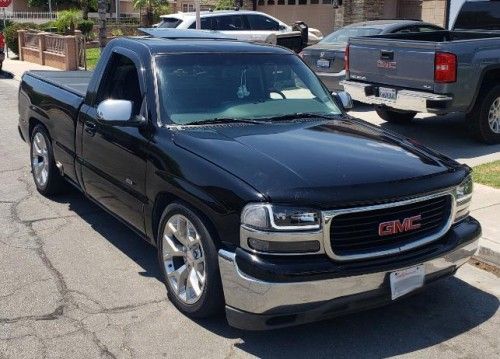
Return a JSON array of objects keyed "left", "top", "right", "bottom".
[
  {"left": 30, "top": 125, "right": 65, "bottom": 196},
  {"left": 467, "top": 84, "right": 500, "bottom": 144},
  {"left": 157, "top": 202, "right": 223, "bottom": 318},
  {"left": 375, "top": 106, "right": 417, "bottom": 124}
]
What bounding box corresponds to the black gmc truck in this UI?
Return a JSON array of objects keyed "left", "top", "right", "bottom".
[{"left": 18, "top": 31, "right": 481, "bottom": 330}]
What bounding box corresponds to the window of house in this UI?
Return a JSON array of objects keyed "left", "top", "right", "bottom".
[
  {"left": 322, "top": 0, "right": 331, "bottom": 4},
  {"left": 288, "top": 0, "right": 296, "bottom": 4},
  {"left": 298, "top": 0, "right": 307, "bottom": 4},
  {"left": 258, "top": 0, "right": 265, "bottom": 4},
  {"left": 310, "top": 0, "right": 319, "bottom": 4},
  {"left": 268, "top": 0, "right": 275, "bottom": 4},
  {"left": 182, "top": 4, "right": 188, "bottom": 12}
]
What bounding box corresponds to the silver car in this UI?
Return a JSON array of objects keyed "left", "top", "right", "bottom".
[{"left": 301, "top": 20, "right": 442, "bottom": 91}]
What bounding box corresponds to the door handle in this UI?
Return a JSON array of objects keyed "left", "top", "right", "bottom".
[{"left": 84, "top": 121, "right": 97, "bottom": 136}]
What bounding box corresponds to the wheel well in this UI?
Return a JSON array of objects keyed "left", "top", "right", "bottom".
[
  {"left": 151, "top": 193, "right": 221, "bottom": 247},
  {"left": 481, "top": 69, "right": 500, "bottom": 89},
  {"left": 28, "top": 118, "right": 49, "bottom": 141}
]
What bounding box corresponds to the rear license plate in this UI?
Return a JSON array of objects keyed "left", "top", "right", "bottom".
[
  {"left": 378, "top": 87, "right": 397, "bottom": 101},
  {"left": 390, "top": 265, "right": 425, "bottom": 300},
  {"left": 316, "top": 59, "right": 330, "bottom": 69}
]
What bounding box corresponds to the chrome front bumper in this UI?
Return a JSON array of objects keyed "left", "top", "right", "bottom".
[
  {"left": 218, "top": 220, "right": 480, "bottom": 330},
  {"left": 341, "top": 80, "right": 452, "bottom": 113}
]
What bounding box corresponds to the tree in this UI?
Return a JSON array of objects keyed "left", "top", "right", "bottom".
[
  {"left": 133, "top": 0, "right": 170, "bottom": 27},
  {"left": 215, "top": 0, "right": 234, "bottom": 10},
  {"left": 98, "top": 0, "right": 106, "bottom": 49}
]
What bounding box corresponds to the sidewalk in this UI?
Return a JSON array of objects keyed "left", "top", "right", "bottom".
[
  {"left": 471, "top": 183, "right": 500, "bottom": 267},
  {"left": 2, "top": 55, "right": 59, "bottom": 81}
]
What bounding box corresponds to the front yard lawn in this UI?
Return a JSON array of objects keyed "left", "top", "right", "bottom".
[
  {"left": 86, "top": 48, "right": 100, "bottom": 70},
  {"left": 473, "top": 160, "right": 500, "bottom": 189}
]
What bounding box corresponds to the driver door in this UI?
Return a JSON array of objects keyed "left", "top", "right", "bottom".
[{"left": 79, "top": 50, "right": 149, "bottom": 232}]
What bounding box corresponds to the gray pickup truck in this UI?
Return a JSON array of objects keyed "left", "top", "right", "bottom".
[{"left": 342, "top": 0, "right": 500, "bottom": 144}]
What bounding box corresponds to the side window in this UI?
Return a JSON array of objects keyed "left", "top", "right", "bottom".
[
  {"left": 96, "top": 53, "right": 142, "bottom": 116},
  {"left": 188, "top": 17, "right": 213, "bottom": 30},
  {"left": 215, "top": 15, "right": 249, "bottom": 31},
  {"left": 247, "top": 15, "right": 279, "bottom": 31},
  {"left": 392, "top": 26, "right": 414, "bottom": 34}
]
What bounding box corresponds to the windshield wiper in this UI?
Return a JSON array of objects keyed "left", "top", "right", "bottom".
[
  {"left": 258, "top": 113, "right": 340, "bottom": 122},
  {"left": 185, "top": 118, "right": 262, "bottom": 126}
]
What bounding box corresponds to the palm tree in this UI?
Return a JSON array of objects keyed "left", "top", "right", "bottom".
[{"left": 98, "top": 0, "right": 107, "bottom": 49}]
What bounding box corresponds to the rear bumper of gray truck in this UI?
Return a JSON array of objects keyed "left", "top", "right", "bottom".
[
  {"left": 342, "top": 80, "right": 453, "bottom": 114},
  {"left": 218, "top": 217, "right": 480, "bottom": 330}
]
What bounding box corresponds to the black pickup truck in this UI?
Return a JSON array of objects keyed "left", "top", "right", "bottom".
[{"left": 18, "top": 32, "right": 481, "bottom": 330}]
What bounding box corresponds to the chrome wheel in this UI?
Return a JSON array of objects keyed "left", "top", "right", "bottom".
[
  {"left": 31, "top": 132, "right": 49, "bottom": 188},
  {"left": 162, "top": 214, "right": 206, "bottom": 304},
  {"left": 488, "top": 97, "right": 500, "bottom": 134}
]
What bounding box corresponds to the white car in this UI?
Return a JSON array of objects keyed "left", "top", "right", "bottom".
[{"left": 156, "top": 10, "right": 323, "bottom": 45}]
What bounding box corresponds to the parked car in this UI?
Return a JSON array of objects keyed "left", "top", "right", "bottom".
[
  {"left": 156, "top": 10, "right": 323, "bottom": 45},
  {"left": 342, "top": 0, "right": 500, "bottom": 144},
  {"left": 18, "top": 31, "right": 480, "bottom": 330},
  {"left": 0, "top": 32, "right": 5, "bottom": 72},
  {"left": 301, "top": 20, "right": 443, "bottom": 91}
]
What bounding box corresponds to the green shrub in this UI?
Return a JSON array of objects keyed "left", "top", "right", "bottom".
[
  {"left": 54, "top": 9, "right": 82, "bottom": 34},
  {"left": 111, "top": 28, "right": 123, "bottom": 37},
  {"left": 77, "top": 20, "right": 94, "bottom": 37},
  {"left": 0, "top": 19, "right": 13, "bottom": 32},
  {"left": 39, "top": 21, "right": 58, "bottom": 33},
  {"left": 4, "top": 22, "right": 39, "bottom": 56}
]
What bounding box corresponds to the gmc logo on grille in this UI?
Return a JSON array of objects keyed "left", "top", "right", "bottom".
[{"left": 378, "top": 215, "right": 422, "bottom": 236}]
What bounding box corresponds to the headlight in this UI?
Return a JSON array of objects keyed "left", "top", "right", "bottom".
[
  {"left": 241, "top": 203, "right": 321, "bottom": 231},
  {"left": 453, "top": 176, "right": 473, "bottom": 223}
]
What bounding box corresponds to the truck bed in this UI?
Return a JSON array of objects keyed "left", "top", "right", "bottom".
[{"left": 27, "top": 71, "right": 93, "bottom": 97}]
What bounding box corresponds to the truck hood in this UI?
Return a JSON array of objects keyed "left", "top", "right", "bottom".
[{"left": 172, "top": 118, "right": 467, "bottom": 208}]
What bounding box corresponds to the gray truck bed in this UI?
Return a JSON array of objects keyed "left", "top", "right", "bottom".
[{"left": 27, "top": 71, "right": 92, "bottom": 97}]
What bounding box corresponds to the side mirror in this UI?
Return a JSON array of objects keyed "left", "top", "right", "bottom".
[
  {"left": 332, "top": 91, "right": 353, "bottom": 112},
  {"left": 279, "top": 24, "right": 287, "bottom": 31},
  {"left": 96, "top": 99, "right": 145, "bottom": 126}
]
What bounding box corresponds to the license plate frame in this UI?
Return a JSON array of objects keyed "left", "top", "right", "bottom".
[
  {"left": 389, "top": 265, "right": 425, "bottom": 300},
  {"left": 316, "top": 59, "right": 330, "bottom": 69},
  {"left": 378, "top": 87, "right": 397, "bottom": 101}
]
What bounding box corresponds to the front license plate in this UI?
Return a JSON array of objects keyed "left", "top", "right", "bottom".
[
  {"left": 316, "top": 59, "right": 330, "bottom": 68},
  {"left": 390, "top": 265, "right": 425, "bottom": 300},
  {"left": 378, "top": 87, "right": 397, "bottom": 101}
]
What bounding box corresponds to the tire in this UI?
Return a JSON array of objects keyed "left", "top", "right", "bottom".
[
  {"left": 30, "top": 125, "right": 65, "bottom": 196},
  {"left": 467, "top": 84, "right": 500, "bottom": 144},
  {"left": 157, "top": 202, "right": 224, "bottom": 318},
  {"left": 375, "top": 106, "right": 417, "bottom": 124}
]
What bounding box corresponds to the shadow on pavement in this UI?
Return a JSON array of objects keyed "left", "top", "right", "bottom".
[
  {"left": 0, "top": 71, "right": 14, "bottom": 80},
  {"left": 51, "top": 189, "right": 498, "bottom": 358}
]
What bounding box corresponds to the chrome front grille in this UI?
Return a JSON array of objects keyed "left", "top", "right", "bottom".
[{"left": 323, "top": 192, "right": 454, "bottom": 261}]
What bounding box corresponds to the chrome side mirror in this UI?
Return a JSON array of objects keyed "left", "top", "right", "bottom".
[
  {"left": 332, "top": 91, "right": 353, "bottom": 112},
  {"left": 97, "top": 99, "right": 145, "bottom": 126}
]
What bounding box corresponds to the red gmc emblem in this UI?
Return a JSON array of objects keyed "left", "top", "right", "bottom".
[{"left": 378, "top": 215, "right": 422, "bottom": 236}]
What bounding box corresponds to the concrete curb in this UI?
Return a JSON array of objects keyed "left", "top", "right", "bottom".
[{"left": 474, "top": 238, "right": 500, "bottom": 268}]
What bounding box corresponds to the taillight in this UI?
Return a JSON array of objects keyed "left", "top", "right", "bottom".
[
  {"left": 0, "top": 33, "right": 4, "bottom": 50},
  {"left": 435, "top": 52, "right": 457, "bottom": 83},
  {"left": 344, "top": 45, "right": 350, "bottom": 72}
]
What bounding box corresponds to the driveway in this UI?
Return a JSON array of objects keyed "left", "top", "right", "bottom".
[
  {"left": 0, "top": 77, "right": 498, "bottom": 358},
  {"left": 351, "top": 104, "right": 500, "bottom": 167}
]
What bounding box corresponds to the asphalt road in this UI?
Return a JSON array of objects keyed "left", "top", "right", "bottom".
[{"left": 0, "top": 77, "right": 499, "bottom": 359}]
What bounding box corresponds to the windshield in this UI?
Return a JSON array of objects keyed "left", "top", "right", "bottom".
[
  {"left": 155, "top": 53, "right": 341, "bottom": 125},
  {"left": 321, "top": 27, "right": 382, "bottom": 44}
]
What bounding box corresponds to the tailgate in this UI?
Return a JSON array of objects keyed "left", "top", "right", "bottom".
[{"left": 348, "top": 37, "right": 437, "bottom": 92}]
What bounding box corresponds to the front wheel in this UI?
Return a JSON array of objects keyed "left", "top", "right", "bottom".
[
  {"left": 375, "top": 106, "right": 417, "bottom": 124},
  {"left": 467, "top": 84, "right": 500, "bottom": 144},
  {"left": 157, "top": 202, "right": 224, "bottom": 318}
]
